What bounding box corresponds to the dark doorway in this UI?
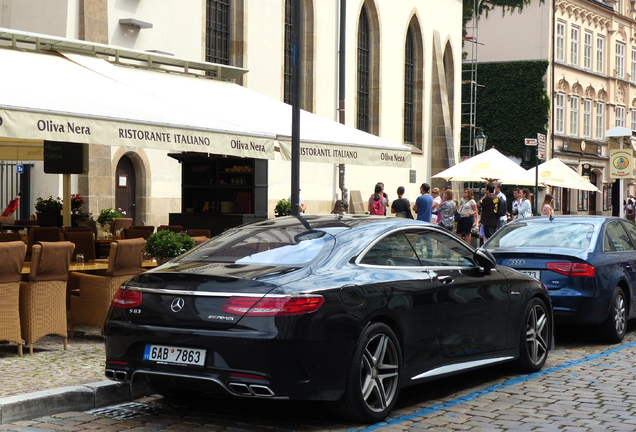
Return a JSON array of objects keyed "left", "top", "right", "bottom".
[
  {"left": 115, "top": 155, "right": 136, "bottom": 222},
  {"left": 562, "top": 188, "right": 570, "bottom": 215},
  {"left": 588, "top": 172, "right": 597, "bottom": 214},
  {"left": 612, "top": 180, "right": 620, "bottom": 217}
]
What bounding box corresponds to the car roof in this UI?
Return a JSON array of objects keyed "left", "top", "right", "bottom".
[
  {"left": 509, "top": 215, "right": 621, "bottom": 226},
  {"left": 246, "top": 215, "right": 434, "bottom": 236}
]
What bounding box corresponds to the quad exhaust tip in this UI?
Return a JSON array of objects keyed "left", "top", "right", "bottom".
[
  {"left": 229, "top": 382, "right": 275, "bottom": 397},
  {"left": 105, "top": 369, "right": 129, "bottom": 381}
]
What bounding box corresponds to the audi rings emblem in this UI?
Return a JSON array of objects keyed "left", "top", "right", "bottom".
[
  {"left": 170, "top": 298, "right": 185, "bottom": 313},
  {"left": 507, "top": 259, "right": 526, "bottom": 267}
]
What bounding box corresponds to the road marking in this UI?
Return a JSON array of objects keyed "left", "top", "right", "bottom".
[{"left": 348, "top": 340, "right": 636, "bottom": 432}]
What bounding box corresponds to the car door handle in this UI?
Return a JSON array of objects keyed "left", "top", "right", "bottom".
[{"left": 438, "top": 275, "right": 454, "bottom": 285}]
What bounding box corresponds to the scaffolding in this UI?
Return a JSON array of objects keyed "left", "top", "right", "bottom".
[{"left": 461, "top": 0, "right": 482, "bottom": 159}]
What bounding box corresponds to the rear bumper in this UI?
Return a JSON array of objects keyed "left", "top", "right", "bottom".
[
  {"left": 103, "top": 320, "right": 355, "bottom": 402},
  {"left": 549, "top": 288, "right": 608, "bottom": 325}
]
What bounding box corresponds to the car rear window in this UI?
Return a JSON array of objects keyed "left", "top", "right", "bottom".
[
  {"left": 179, "top": 228, "right": 333, "bottom": 266},
  {"left": 486, "top": 222, "right": 595, "bottom": 249}
]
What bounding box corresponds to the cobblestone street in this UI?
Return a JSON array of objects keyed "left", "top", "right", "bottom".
[{"left": 1, "top": 326, "right": 636, "bottom": 431}]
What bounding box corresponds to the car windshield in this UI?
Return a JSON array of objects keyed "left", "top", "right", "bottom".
[
  {"left": 486, "top": 222, "right": 595, "bottom": 250},
  {"left": 180, "top": 228, "right": 334, "bottom": 266}
]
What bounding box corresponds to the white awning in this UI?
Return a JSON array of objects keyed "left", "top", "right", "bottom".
[{"left": 0, "top": 32, "right": 411, "bottom": 167}]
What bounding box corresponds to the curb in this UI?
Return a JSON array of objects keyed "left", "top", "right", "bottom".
[{"left": 0, "top": 380, "right": 152, "bottom": 424}]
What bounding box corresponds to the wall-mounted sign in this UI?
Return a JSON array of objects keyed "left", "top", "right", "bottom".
[{"left": 43, "top": 141, "right": 83, "bottom": 174}]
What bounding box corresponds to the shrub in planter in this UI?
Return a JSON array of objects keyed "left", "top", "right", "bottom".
[{"left": 144, "top": 230, "right": 195, "bottom": 261}]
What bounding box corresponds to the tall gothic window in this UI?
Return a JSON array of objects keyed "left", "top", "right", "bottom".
[
  {"left": 284, "top": 0, "right": 294, "bottom": 104},
  {"left": 206, "top": 0, "right": 230, "bottom": 65},
  {"left": 404, "top": 28, "right": 414, "bottom": 144},
  {"left": 357, "top": 7, "right": 370, "bottom": 132}
]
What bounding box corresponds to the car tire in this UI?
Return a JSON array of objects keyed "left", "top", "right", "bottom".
[
  {"left": 599, "top": 287, "right": 627, "bottom": 344},
  {"left": 513, "top": 297, "right": 550, "bottom": 373},
  {"left": 330, "top": 322, "right": 402, "bottom": 423}
]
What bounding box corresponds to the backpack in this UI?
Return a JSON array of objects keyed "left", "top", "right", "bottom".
[
  {"left": 370, "top": 197, "right": 384, "bottom": 215},
  {"left": 496, "top": 196, "right": 507, "bottom": 218}
]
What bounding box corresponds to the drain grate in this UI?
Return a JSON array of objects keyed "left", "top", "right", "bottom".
[{"left": 87, "top": 401, "right": 166, "bottom": 419}]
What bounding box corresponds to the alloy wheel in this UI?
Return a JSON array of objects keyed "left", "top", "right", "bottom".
[
  {"left": 611, "top": 293, "right": 626, "bottom": 337},
  {"left": 525, "top": 303, "right": 549, "bottom": 367},
  {"left": 359, "top": 333, "right": 399, "bottom": 413}
]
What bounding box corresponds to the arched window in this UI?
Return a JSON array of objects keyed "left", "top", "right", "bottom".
[
  {"left": 283, "top": 0, "right": 315, "bottom": 111},
  {"left": 357, "top": 6, "right": 370, "bottom": 132},
  {"left": 404, "top": 16, "right": 423, "bottom": 149},
  {"left": 404, "top": 28, "right": 415, "bottom": 144},
  {"left": 284, "top": 0, "right": 295, "bottom": 105}
]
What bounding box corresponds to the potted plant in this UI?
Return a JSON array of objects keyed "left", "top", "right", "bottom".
[
  {"left": 144, "top": 230, "right": 195, "bottom": 264},
  {"left": 274, "top": 198, "right": 291, "bottom": 217},
  {"left": 70, "top": 194, "right": 93, "bottom": 227},
  {"left": 35, "top": 196, "right": 63, "bottom": 227},
  {"left": 97, "top": 208, "right": 122, "bottom": 227}
]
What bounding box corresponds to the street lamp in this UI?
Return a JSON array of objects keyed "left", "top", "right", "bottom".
[
  {"left": 523, "top": 146, "right": 532, "bottom": 169},
  {"left": 474, "top": 129, "right": 488, "bottom": 153}
]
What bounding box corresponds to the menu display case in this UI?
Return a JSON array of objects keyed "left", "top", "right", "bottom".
[{"left": 168, "top": 152, "right": 268, "bottom": 236}]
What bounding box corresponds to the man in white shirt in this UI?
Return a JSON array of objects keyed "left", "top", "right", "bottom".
[{"left": 494, "top": 182, "right": 507, "bottom": 229}]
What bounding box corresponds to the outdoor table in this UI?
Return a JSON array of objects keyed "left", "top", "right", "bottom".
[{"left": 21, "top": 259, "right": 158, "bottom": 275}]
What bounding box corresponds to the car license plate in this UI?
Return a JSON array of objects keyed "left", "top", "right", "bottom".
[
  {"left": 143, "top": 344, "right": 206, "bottom": 367},
  {"left": 519, "top": 270, "right": 540, "bottom": 280}
]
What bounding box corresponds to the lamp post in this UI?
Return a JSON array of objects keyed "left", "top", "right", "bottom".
[
  {"left": 474, "top": 129, "right": 487, "bottom": 153},
  {"left": 524, "top": 139, "right": 539, "bottom": 215}
]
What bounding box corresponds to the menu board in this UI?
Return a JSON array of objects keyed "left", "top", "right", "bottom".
[{"left": 43, "top": 141, "right": 84, "bottom": 174}]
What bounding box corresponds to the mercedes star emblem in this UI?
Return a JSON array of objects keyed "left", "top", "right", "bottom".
[{"left": 170, "top": 298, "right": 185, "bottom": 313}]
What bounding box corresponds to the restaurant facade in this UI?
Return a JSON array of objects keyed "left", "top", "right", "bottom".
[{"left": 0, "top": 0, "right": 462, "bottom": 229}]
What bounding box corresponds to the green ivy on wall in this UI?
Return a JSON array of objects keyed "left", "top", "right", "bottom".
[{"left": 462, "top": 61, "right": 550, "bottom": 160}]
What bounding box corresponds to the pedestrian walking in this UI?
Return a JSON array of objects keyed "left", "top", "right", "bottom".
[
  {"left": 541, "top": 194, "right": 554, "bottom": 217},
  {"left": 456, "top": 188, "right": 478, "bottom": 244},
  {"left": 437, "top": 189, "right": 457, "bottom": 231},
  {"left": 518, "top": 189, "right": 533, "bottom": 218},
  {"left": 368, "top": 183, "right": 387, "bottom": 215},
  {"left": 390, "top": 186, "right": 413, "bottom": 219},
  {"left": 479, "top": 183, "right": 499, "bottom": 240},
  {"left": 511, "top": 187, "right": 521, "bottom": 220},
  {"left": 494, "top": 182, "right": 507, "bottom": 229},
  {"left": 413, "top": 183, "right": 434, "bottom": 222},
  {"left": 431, "top": 187, "right": 442, "bottom": 223},
  {"left": 625, "top": 195, "right": 635, "bottom": 221},
  {"left": 377, "top": 182, "right": 389, "bottom": 215}
]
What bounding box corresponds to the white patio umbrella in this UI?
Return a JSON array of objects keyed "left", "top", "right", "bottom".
[
  {"left": 432, "top": 148, "right": 535, "bottom": 185},
  {"left": 527, "top": 158, "right": 600, "bottom": 192}
]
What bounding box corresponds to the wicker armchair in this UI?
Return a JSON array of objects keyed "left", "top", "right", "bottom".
[
  {"left": 20, "top": 241, "right": 74, "bottom": 355},
  {"left": 69, "top": 238, "right": 145, "bottom": 336},
  {"left": 0, "top": 241, "right": 27, "bottom": 356}
]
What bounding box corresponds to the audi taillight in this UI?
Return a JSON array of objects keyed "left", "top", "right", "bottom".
[
  {"left": 546, "top": 262, "right": 596, "bottom": 277},
  {"left": 222, "top": 295, "right": 324, "bottom": 316},
  {"left": 111, "top": 290, "right": 143, "bottom": 308}
]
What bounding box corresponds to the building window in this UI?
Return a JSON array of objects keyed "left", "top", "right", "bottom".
[
  {"left": 632, "top": 48, "right": 636, "bottom": 82},
  {"left": 616, "top": 42, "right": 625, "bottom": 79},
  {"left": 283, "top": 0, "right": 294, "bottom": 105},
  {"left": 584, "top": 31, "right": 593, "bottom": 70},
  {"left": 595, "top": 102, "right": 604, "bottom": 139},
  {"left": 205, "top": 0, "right": 230, "bottom": 65},
  {"left": 631, "top": 109, "right": 636, "bottom": 131},
  {"left": 570, "top": 26, "right": 579, "bottom": 66},
  {"left": 597, "top": 35, "right": 605, "bottom": 74},
  {"left": 578, "top": 190, "right": 589, "bottom": 212},
  {"left": 357, "top": 7, "right": 370, "bottom": 132},
  {"left": 556, "top": 93, "right": 565, "bottom": 134},
  {"left": 583, "top": 99, "right": 592, "bottom": 138},
  {"left": 404, "top": 28, "right": 414, "bottom": 144},
  {"left": 556, "top": 21, "right": 565, "bottom": 62},
  {"left": 616, "top": 105, "right": 626, "bottom": 127},
  {"left": 570, "top": 95, "right": 579, "bottom": 135}
]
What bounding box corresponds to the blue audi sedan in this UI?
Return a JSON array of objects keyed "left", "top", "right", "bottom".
[{"left": 484, "top": 215, "right": 636, "bottom": 343}]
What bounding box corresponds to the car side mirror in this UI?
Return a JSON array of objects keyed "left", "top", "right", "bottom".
[{"left": 474, "top": 248, "right": 496, "bottom": 273}]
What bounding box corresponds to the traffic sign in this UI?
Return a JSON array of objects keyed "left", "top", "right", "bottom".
[
  {"left": 524, "top": 138, "right": 538, "bottom": 146},
  {"left": 15, "top": 164, "right": 24, "bottom": 174},
  {"left": 537, "top": 133, "right": 546, "bottom": 160}
]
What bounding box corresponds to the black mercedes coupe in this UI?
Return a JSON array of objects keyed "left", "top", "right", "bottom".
[{"left": 104, "top": 215, "right": 552, "bottom": 422}]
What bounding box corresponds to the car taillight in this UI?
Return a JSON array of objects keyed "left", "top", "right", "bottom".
[
  {"left": 222, "top": 295, "right": 324, "bottom": 316},
  {"left": 111, "top": 290, "right": 143, "bottom": 308},
  {"left": 546, "top": 262, "right": 596, "bottom": 277}
]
